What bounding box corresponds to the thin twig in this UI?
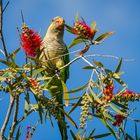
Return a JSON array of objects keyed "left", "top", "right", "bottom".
[
  {"left": 17, "top": 110, "right": 34, "bottom": 124},
  {"left": 59, "top": 55, "right": 81, "bottom": 71},
  {"left": 2, "top": 1, "right": 9, "bottom": 13},
  {"left": 0, "top": 95, "right": 15, "bottom": 138},
  {"left": 0, "top": 0, "right": 8, "bottom": 59},
  {"left": 81, "top": 56, "right": 94, "bottom": 67},
  {"left": 8, "top": 95, "right": 19, "bottom": 140},
  {"left": 85, "top": 54, "right": 134, "bottom": 62}
]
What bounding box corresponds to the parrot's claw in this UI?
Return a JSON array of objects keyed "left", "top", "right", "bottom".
[{"left": 55, "top": 68, "right": 60, "bottom": 75}]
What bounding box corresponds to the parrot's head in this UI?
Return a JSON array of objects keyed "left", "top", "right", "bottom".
[{"left": 47, "top": 16, "right": 65, "bottom": 37}]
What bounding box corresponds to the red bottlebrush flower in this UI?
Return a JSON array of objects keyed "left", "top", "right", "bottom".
[
  {"left": 73, "top": 21, "right": 95, "bottom": 38},
  {"left": 21, "top": 25, "right": 42, "bottom": 57},
  {"left": 103, "top": 86, "right": 114, "bottom": 96},
  {"left": 113, "top": 114, "right": 125, "bottom": 126},
  {"left": 102, "top": 85, "right": 114, "bottom": 101},
  {"left": 115, "top": 90, "right": 140, "bottom": 102},
  {"left": 122, "top": 90, "right": 134, "bottom": 96}
]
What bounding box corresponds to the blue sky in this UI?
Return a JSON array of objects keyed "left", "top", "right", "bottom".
[{"left": 0, "top": 0, "right": 140, "bottom": 139}]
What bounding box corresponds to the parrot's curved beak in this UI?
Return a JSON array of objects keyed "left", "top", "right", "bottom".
[{"left": 56, "top": 18, "right": 65, "bottom": 30}]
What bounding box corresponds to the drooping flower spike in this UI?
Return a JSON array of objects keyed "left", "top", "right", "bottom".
[{"left": 21, "top": 24, "right": 42, "bottom": 57}]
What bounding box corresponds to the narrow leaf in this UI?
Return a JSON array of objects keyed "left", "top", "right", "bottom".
[
  {"left": 135, "top": 123, "right": 139, "bottom": 140},
  {"left": 115, "top": 58, "right": 123, "bottom": 73},
  {"left": 68, "top": 96, "right": 83, "bottom": 114},
  {"left": 32, "top": 68, "right": 45, "bottom": 76},
  {"left": 92, "top": 132, "right": 111, "bottom": 139},
  {"left": 70, "top": 130, "right": 77, "bottom": 140},
  {"left": 0, "top": 49, "right": 5, "bottom": 56},
  {"left": 8, "top": 47, "right": 21, "bottom": 59},
  {"left": 69, "top": 39, "right": 84, "bottom": 49},
  {"left": 15, "top": 126, "right": 21, "bottom": 140},
  {"left": 61, "top": 80, "right": 69, "bottom": 106},
  {"left": 88, "top": 129, "right": 96, "bottom": 138},
  {"left": 82, "top": 66, "right": 95, "bottom": 70},
  {"left": 126, "top": 133, "right": 134, "bottom": 140},
  {"left": 68, "top": 82, "right": 88, "bottom": 94},
  {"left": 90, "top": 88, "right": 102, "bottom": 104},
  {"left": 110, "top": 104, "right": 127, "bottom": 117},
  {"left": 59, "top": 108, "right": 78, "bottom": 128},
  {"left": 77, "top": 45, "right": 90, "bottom": 56},
  {"left": 94, "top": 32, "right": 113, "bottom": 44},
  {"left": 65, "top": 24, "right": 75, "bottom": 34},
  {"left": 93, "top": 59, "right": 104, "bottom": 68},
  {"left": 101, "top": 117, "right": 117, "bottom": 138}
]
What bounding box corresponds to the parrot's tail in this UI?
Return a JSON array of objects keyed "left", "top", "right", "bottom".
[
  {"left": 48, "top": 75, "right": 68, "bottom": 140},
  {"left": 58, "top": 107, "right": 68, "bottom": 140}
]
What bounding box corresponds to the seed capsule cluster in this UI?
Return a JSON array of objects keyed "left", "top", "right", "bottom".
[
  {"left": 30, "top": 79, "right": 42, "bottom": 97},
  {"left": 80, "top": 93, "right": 90, "bottom": 129}
]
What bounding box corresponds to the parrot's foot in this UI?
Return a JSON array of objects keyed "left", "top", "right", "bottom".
[{"left": 55, "top": 68, "right": 60, "bottom": 74}]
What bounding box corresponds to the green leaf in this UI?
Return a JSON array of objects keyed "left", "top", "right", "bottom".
[
  {"left": 70, "top": 130, "right": 77, "bottom": 140},
  {"left": 0, "top": 49, "right": 5, "bottom": 56},
  {"left": 0, "top": 58, "right": 12, "bottom": 67},
  {"left": 90, "top": 88, "right": 102, "bottom": 104},
  {"left": 65, "top": 24, "right": 75, "bottom": 34},
  {"left": 82, "top": 66, "right": 95, "bottom": 70},
  {"left": 32, "top": 68, "right": 45, "bottom": 77},
  {"left": 110, "top": 104, "right": 127, "bottom": 117},
  {"left": 68, "top": 39, "right": 84, "bottom": 49},
  {"left": 33, "top": 95, "right": 43, "bottom": 123},
  {"left": 91, "top": 21, "right": 96, "bottom": 32},
  {"left": 15, "top": 126, "right": 21, "bottom": 140},
  {"left": 37, "top": 76, "right": 52, "bottom": 81},
  {"left": 100, "top": 116, "right": 117, "bottom": 138},
  {"left": 125, "top": 133, "right": 134, "bottom": 140},
  {"left": 93, "top": 59, "right": 104, "bottom": 68},
  {"left": 24, "top": 93, "right": 30, "bottom": 117},
  {"left": 59, "top": 108, "right": 78, "bottom": 128},
  {"left": 68, "top": 82, "right": 88, "bottom": 94},
  {"left": 61, "top": 80, "right": 69, "bottom": 106},
  {"left": 135, "top": 123, "right": 139, "bottom": 140},
  {"left": 8, "top": 47, "right": 21, "bottom": 59},
  {"left": 115, "top": 58, "right": 123, "bottom": 73},
  {"left": 112, "top": 101, "right": 128, "bottom": 110},
  {"left": 76, "top": 130, "right": 83, "bottom": 137},
  {"left": 105, "top": 69, "right": 126, "bottom": 87},
  {"left": 68, "top": 96, "right": 83, "bottom": 114},
  {"left": 92, "top": 132, "right": 111, "bottom": 139},
  {"left": 94, "top": 32, "right": 113, "bottom": 44},
  {"left": 65, "top": 96, "right": 81, "bottom": 101},
  {"left": 112, "top": 73, "right": 126, "bottom": 87},
  {"left": 0, "top": 76, "right": 6, "bottom": 81},
  {"left": 88, "top": 129, "right": 95, "bottom": 138}
]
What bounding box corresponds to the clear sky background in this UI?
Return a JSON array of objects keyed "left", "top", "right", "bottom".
[{"left": 0, "top": 0, "right": 140, "bottom": 140}]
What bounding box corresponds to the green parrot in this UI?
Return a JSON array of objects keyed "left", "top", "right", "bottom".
[{"left": 40, "top": 16, "right": 69, "bottom": 140}]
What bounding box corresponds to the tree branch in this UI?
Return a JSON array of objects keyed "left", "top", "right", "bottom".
[
  {"left": 0, "top": 0, "right": 8, "bottom": 59},
  {"left": 8, "top": 95, "right": 19, "bottom": 140},
  {"left": 0, "top": 95, "right": 15, "bottom": 139}
]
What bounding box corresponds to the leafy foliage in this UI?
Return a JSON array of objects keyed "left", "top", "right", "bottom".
[{"left": 0, "top": 13, "right": 140, "bottom": 140}]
